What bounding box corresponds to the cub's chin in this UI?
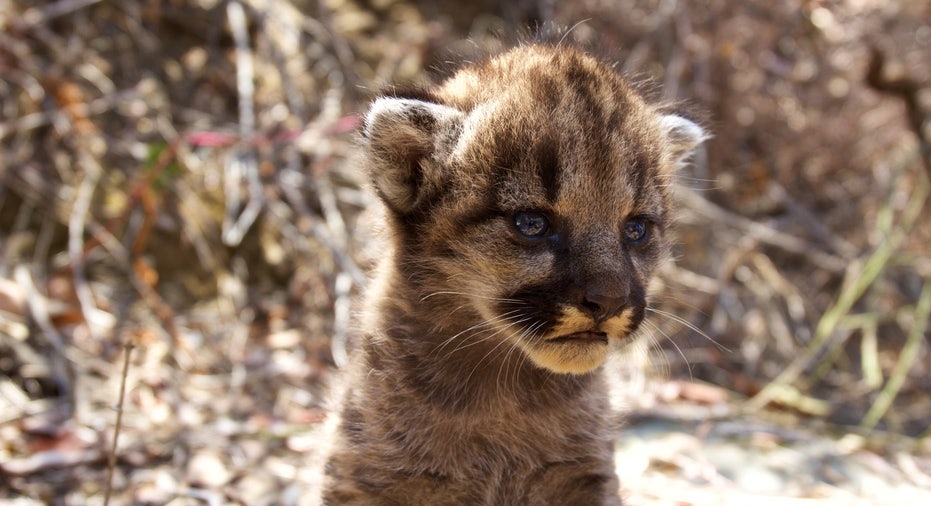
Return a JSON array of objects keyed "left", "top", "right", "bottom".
[
  {"left": 523, "top": 332, "right": 611, "bottom": 374},
  {"left": 516, "top": 309, "right": 641, "bottom": 374}
]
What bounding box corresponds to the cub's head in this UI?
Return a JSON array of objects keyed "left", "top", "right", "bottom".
[{"left": 362, "top": 45, "right": 706, "bottom": 375}]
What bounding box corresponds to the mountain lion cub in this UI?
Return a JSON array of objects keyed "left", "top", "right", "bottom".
[{"left": 322, "top": 43, "right": 706, "bottom": 505}]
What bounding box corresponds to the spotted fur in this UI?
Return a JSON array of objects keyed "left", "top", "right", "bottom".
[{"left": 321, "top": 44, "right": 706, "bottom": 505}]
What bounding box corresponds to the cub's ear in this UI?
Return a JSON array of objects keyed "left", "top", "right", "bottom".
[
  {"left": 659, "top": 114, "right": 708, "bottom": 166},
  {"left": 362, "top": 97, "right": 464, "bottom": 214}
]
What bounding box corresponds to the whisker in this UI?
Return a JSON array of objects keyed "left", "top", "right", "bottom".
[
  {"left": 464, "top": 316, "right": 537, "bottom": 387},
  {"left": 502, "top": 320, "right": 547, "bottom": 396},
  {"left": 445, "top": 319, "right": 531, "bottom": 357},
  {"left": 442, "top": 313, "right": 532, "bottom": 360},
  {"left": 421, "top": 290, "right": 524, "bottom": 304},
  {"left": 642, "top": 319, "right": 692, "bottom": 380},
  {"left": 495, "top": 319, "right": 540, "bottom": 395},
  {"left": 646, "top": 307, "right": 730, "bottom": 353}
]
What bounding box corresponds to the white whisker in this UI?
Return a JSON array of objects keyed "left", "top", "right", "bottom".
[
  {"left": 501, "top": 320, "right": 547, "bottom": 396},
  {"left": 439, "top": 311, "right": 531, "bottom": 358},
  {"left": 420, "top": 290, "right": 524, "bottom": 304},
  {"left": 642, "top": 319, "right": 692, "bottom": 380},
  {"left": 430, "top": 309, "right": 526, "bottom": 357},
  {"left": 464, "top": 315, "right": 538, "bottom": 387},
  {"left": 444, "top": 315, "right": 533, "bottom": 358},
  {"left": 646, "top": 307, "right": 729, "bottom": 352}
]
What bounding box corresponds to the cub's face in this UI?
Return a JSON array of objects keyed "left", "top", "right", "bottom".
[{"left": 363, "top": 46, "right": 705, "bottom": 375}]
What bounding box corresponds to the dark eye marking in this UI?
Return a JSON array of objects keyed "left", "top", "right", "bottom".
[
  {"left": 513, "top": 211, "right": 552, "bottom": 239},
  {"left": 534, "top": 139, "right": 560, "bottom": 203}
]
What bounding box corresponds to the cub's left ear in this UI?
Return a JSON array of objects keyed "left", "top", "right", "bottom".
[
  {"left": 659, "top": 114, "right": 708, "bottom": 166},
  {"left": 362, "top": 97, "right": 465, "bottom": 215}
]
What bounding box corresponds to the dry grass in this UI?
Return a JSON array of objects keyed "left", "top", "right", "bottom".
[{"left": 0, "top": 0, "right": 928, "bottom": 503}]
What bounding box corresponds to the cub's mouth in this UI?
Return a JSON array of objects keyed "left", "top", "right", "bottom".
[
  {"left": 550, "top": 331, "right": 608, "bottom": 344},
  {"left": 522, "top": 328, "right": 611, "bottom": 374}
]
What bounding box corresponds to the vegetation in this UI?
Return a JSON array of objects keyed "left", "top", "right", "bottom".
[{"left": 0, "top": 0, "right": 928, "bottom": 503}]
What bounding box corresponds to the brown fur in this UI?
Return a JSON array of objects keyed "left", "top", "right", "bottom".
[{"left": 321, "top": 44, "right": 706, "bottom": 505}]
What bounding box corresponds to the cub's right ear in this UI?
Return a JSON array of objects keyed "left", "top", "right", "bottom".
[
  {"left": 362, "top": 97, "right": 464, "bottom": 214},
  {"left": 658, "top": 114, "right": 708, "bottom": 168}
]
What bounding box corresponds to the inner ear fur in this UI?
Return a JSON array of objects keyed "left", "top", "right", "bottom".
[
  {"left": 658, "top": 114, "right": 708, "bottom": 166},
  {"left": 363, "top": 97, "right": 465, "bottom": 214}
]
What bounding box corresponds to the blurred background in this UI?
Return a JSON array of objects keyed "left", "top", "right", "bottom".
[{"left": 0, "top": 0, "right": 928, "bottom": 504}]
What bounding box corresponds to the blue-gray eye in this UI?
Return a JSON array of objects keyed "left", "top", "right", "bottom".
[
  {"left": 514, "top": 211, "right": 550, "bottom": 238},
  {"left": 623, "top": 219, "right": 649, "bottom": 244}
]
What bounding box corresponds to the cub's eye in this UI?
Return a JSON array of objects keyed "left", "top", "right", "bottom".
[
  {"left": 514, "top": 211, "right": 551, "bottom": 238},
  {"left": 623, "top": 219, "right": 650, "bottom": 245}
]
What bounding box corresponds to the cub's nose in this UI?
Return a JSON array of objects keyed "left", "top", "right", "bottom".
[{"left": 581, "top": 289, "right": 626, "bottom": 323}]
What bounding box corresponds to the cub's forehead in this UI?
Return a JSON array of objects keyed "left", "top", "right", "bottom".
[{"left": 452, "top": 91, "right": 667, "bottom": 218}]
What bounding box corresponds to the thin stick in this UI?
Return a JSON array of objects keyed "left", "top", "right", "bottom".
[
  {"left": 103, "top": 338, "right": 134, "bottom": 506},
  {"left": 860, "top": 282, "right": 931, "bottom": 431},
  {"left": 69, "top": 153, "right": 107, "bottom": 334},
  {"left": 222, "top": 0, "right": 264, "bottom": 246},
  {"left": 18, "top": 0, "right": 102, "bottom": 27}
]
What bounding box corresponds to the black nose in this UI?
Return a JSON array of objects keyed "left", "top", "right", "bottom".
[{"left": 581, "top": 289, "right": 625, "bottom": 322}]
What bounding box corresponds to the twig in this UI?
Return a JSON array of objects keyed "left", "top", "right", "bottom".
[
  {"left": 227, "top": 260, "right": 250, "bottom": 397},
  {"left": 228, "top": 0, "right": 254, "bottom": 141},
  {"left": 68, "top": 153, "right": 114, "bottom": 334},
  {"left": 103, "top": 337, "right": 133, "bottom": 506},
  {"left": 17, "top": 0, "right": 102, "bottom": 28},
  {"left": 859, "top": 318, "right": 881, "bottom": 389},
  {"left": 860, "top": 282, "right": 931, "bottom": 431},
  {"left": 315, "top": 157, "right": 352, "bottom": 256},
  {"left": 222, "top": 0, "right": 263, "bottom": 246}
]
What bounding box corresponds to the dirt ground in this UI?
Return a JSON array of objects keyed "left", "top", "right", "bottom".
[{"left": 1, "top": 0, "right": 930, "bottom": 504}]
